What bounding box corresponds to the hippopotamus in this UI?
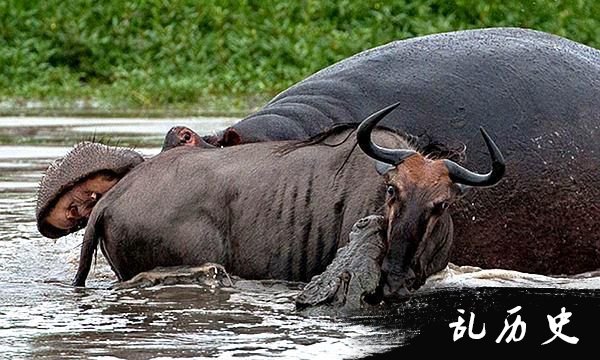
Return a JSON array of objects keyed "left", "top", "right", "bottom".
[
  {"left": 198, "top": 27, "right": 599, "bottom": 151},
  {"left": 35, "top": 142, "right": 145, "bottom": 238},
  {"left": 36, "top": 27, "right": 599, "bottom": 278},
  {"left": 35, "top": 125, "right": 204, "bottom": 240},
  {"left": 173, "top": 27, "right": 600, "bottom": 275}
]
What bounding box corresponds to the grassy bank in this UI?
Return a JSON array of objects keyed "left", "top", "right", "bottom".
[{"left": 1, "top": 0, "right": 598, "bottom": 116}]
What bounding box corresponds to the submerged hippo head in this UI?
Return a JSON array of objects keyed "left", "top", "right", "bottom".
[
  {"left": 201, "top": 127, "right": 243, "bottom": 148},
  {"left": 162, "top": 126, "right": 214, "bottom": 151},
  {"left": 357, "top": 102, "right": 505, "bottom": 297},
  {"left": 36, "top": 142, "right": 145, "bottom": 238},
  {"left": 36, "top": 127, "right": 211, "bottom": 239}
]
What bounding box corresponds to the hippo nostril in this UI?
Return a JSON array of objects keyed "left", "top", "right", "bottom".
[{"left": 67, "top": 206, "right": 79, "bottom": 220}]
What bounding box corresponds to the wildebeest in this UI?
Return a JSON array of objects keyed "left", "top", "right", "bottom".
[
  {"left": 37, "top": 27, "right": 599, "bottom": 276},
  {"left": 71, "top": 104, "right": 504, "bottom": 295}
]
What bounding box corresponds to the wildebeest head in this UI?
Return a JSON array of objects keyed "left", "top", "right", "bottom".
[{"left": 357, "top": 102, "right": 505, "bottom": 297}]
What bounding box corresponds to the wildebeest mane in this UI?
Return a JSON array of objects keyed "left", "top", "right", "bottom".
[
  {"left": 276, "top": 123, "right": 464, "bottom": 163},
  {"left": 274, "top": 123, "right": 409, "bottom": 179},
  {"left": 275, "top": 123, "right": 361, "bottom": 155}
]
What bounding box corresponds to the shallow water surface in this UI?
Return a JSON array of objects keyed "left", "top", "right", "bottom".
[{"left": 0, "top": 117, "right": 598, "bottom": 359}]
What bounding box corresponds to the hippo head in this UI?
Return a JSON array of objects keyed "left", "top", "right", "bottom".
[
  {"left": 36, "top": 142, "right": 145, "bottom": 238},
  {"left": 357, "top": 102, "right": 506, "bottom": 298},
  {"left": 162, "top": 125, "right": 243, "bottom": 150},
  {"left": 162, "top": 126, "right": 215, "bottom": 151},
  {"left": 37, "top": 127, "right": 211, "bottom": 239}
]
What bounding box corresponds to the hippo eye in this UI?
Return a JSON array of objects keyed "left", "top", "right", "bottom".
[
  {"left": 386, "top": 185, "right": 396, "bottom": 198},
  {"left": 183, "top": 132, "right": 192, "bottom": 141}
]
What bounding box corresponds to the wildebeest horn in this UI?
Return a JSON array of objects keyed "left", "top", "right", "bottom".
[
  {"left": 358, "top": 103, "right": 505, "bottom": 187},
  {"left": 443, "top": 127, "right": 505, "bottom": 187},
  {"left": 357, "top": 102, "right": 417, "bottom": 165}
]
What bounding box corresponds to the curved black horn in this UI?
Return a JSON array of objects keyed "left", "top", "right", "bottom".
[
  {"left": 357, "top": 102, "right": 417, "bottom": 165},
  {"left": 443, "top": 127, "right": 505, "bottom": 187}
]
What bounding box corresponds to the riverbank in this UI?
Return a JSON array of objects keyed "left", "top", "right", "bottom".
[
  {"left": 0, "top": 94, "right": 267, "bottom": 118},
  {"left": 2, "top": 1, "right": 598, "bottom": 115}
]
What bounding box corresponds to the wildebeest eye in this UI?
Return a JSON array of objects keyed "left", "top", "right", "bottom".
[
  {"left": 432, "top": 201, "right": 449, "bottom": 214},
  {"left": 386, "top": 185, "right": 396, "bottom": 198}
]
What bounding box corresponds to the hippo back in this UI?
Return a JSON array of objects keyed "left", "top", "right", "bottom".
[{"left": 240, "top": 27, "right": 600, "bottom": 274}]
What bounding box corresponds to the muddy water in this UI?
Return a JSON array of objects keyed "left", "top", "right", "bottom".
[{"left": 0, "top": 117, "right": 598, "bottom": 359}]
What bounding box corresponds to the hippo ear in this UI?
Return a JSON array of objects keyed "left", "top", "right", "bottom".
[
  {"left": 375, "top": 161, "right": 394, "bottom": 175},
  {"left": 221, "top": 127, "right": 242, "bottom": 147}
]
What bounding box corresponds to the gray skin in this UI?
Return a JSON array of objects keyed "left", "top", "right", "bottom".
[
  {"left": 72, "top": 104, "right": 503, "bottom": 296},
  {"left": 73, "top": 128, "right": 408, "bottom": 286},
  {"left": 35, "top": 128, "right": 202, "bottom": 239},
  {"left": 116, "top": 216, "right": 411, "bottom": 312},
  {"left": 110, "top": 215, "right": 432, "bottom": 314},
  {"left": 35, "top": 142, "right": 144, "bottom": 239},
  {"left": 203, "top": 27, "right": 600, "bottom": 275}
]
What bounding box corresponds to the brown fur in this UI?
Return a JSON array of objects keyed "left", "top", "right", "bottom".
[{"left": 379, "top": 154, "right": 461, "bottom": 295}]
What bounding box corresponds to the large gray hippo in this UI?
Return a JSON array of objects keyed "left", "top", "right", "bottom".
[
  {"left": 187, "top": 26, "right": 600, "bottom": 275},
  {"left": 36, "top": 27, "right": 599, "bottom": 277}
]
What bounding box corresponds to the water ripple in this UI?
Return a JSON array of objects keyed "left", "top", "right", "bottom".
[{"left": 1, "top": 118, "right": 598, "bottom": 359}]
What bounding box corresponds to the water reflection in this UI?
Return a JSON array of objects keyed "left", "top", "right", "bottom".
[
  {"left": 0, "top": 116, "right": 239, "bottom": 148},
  {"left": 0, "top": 117, "right": 598, "bottom": 358}
]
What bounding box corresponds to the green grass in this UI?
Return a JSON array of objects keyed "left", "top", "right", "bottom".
[{"left": 1, "top": 0, "right": 598, "bottom": 116}]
